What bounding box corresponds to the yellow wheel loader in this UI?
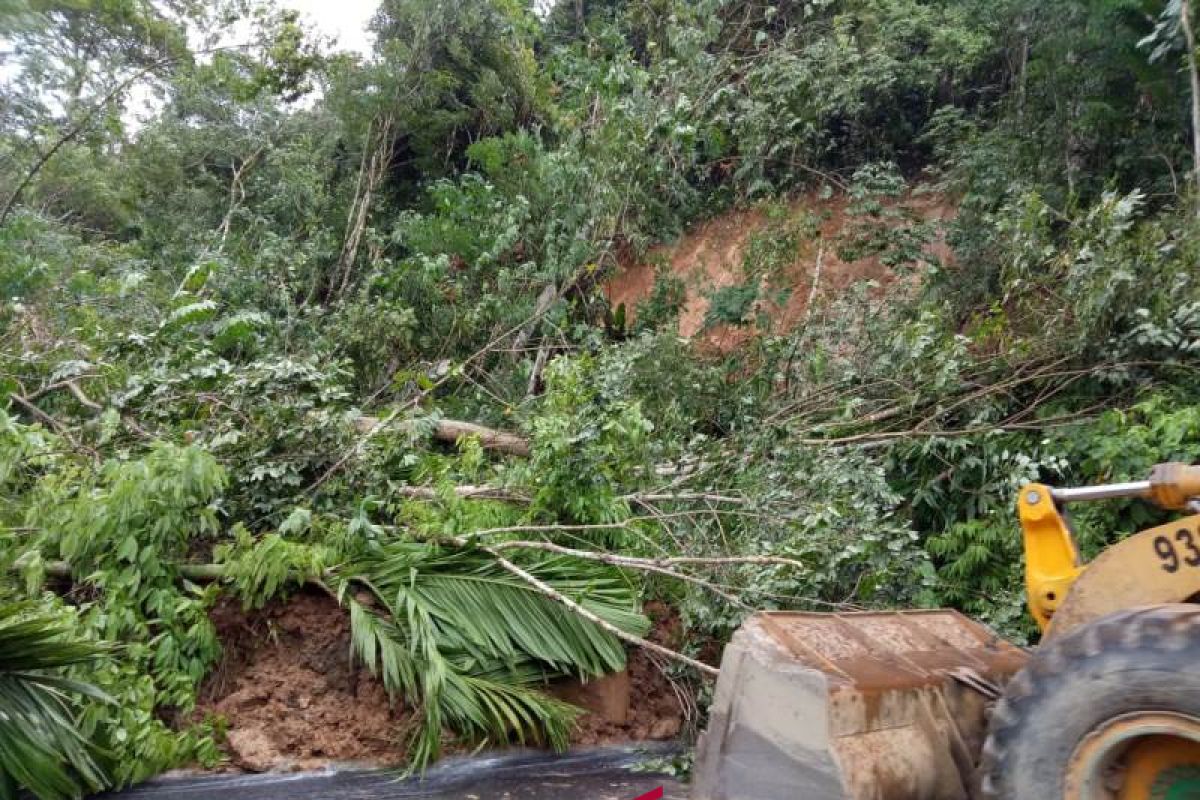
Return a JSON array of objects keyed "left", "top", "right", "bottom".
[{"left": 692, "top": 463, "right": 1200, "bottom": 800}]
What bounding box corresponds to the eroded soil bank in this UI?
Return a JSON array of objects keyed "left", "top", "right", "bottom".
[
  {"left": 195, "top": 590, "right": 688, "bottom": 772},
  {"left": 606, "top": 190, "right": 954, "bottom": 351}
]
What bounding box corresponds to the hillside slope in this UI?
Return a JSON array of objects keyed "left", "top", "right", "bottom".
[{"left": 607, "top": 191, "right": 955, "bottom": 350}]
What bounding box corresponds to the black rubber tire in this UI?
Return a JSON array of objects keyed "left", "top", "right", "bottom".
[{"left": 979, "top": 604, "right": 1200, "bottom": 800}]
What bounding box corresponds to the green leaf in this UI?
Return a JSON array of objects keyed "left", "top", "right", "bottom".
[
  {"left": 176, "top": 260, "right": 220, "bottom": 296},
  {"left": 0, "top": 602, "right": 111, "bottom": 799},
  {"left": 117, "top": 536, "right": 138, "bottom": 563},
  {"left": 160, "top": 301, "right": 218, "bottom": 332}
]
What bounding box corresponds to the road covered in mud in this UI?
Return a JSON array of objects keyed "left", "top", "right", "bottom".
[{"left": 101, "top": 747, "right": 687, "bottom": 800}]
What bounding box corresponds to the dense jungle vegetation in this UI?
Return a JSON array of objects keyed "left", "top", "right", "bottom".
[{"left": 4, "top": 0, "right": 1200, "bottom": 795}]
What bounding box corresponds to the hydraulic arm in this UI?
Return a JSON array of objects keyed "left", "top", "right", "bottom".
[{"left": 1018, "top": 462, "right": 1200, "bottom": 631}]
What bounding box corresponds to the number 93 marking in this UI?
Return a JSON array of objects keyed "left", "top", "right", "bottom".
[{"left": 1154, "top": 529, "right": 1200, "bottom": 573}]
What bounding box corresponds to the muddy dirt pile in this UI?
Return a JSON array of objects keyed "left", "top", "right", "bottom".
[
  {"left": 197, "top": 591, "right": 688, "bottom": 772},
  {"left": 196, "top": 590, "right": 410, "bottom": 771}
]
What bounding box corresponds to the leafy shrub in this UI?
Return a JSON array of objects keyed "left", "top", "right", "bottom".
[{"left": 3, "top": 420, "right": 226, "bottom": 783}]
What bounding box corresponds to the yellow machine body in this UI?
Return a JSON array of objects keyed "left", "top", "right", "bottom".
[
  {"left": 1017, "top": 483, "right": 1084, "bottom": 630},
  {"left": 693, "top": 462, "right": 1200, "bottom": 800},
  {"left": 1019, "top": 462, "right": 1200, "bottom": 638}
]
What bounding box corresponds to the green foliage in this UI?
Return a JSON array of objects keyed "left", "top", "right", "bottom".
[
  {"left": 922, "top": 400, "right": 1200, "bottom": 641},
  {"left": 3, "top": 421, "right": 226, "bottom": 784},
  {"left": 525, "top": 355, "right": 653, "bottom": 528},
  {"left": 1053, "top": 399, "right": 1200, "bottom": 551},
  {"left": 713, "top": 0, "right": 995, "bottom": 192},
  {"left": 632, "top": 264, "right": 687, "bottom": 333},
  {"left": 122, "top": 354, "right": 357, "bottom": 520},
  {"left": 704, "top": 282, "right": 760, "bottom": 328},
  {"left": 362, "top": 0, "right": 542, "bottom": 178},
  {"left": 837, "top": 163, "right": 934, "bottom": 267},
  {"left": 215, "top": 520, "right": 332, "bottom": 610}
]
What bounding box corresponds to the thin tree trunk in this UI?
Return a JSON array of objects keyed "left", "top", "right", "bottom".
[
  {"left": 37, "top": 559, "right": 225, "bottom": 582},
  {"left": 526, "top": 343, "right": 550, "bottom": 398},
  {"left": 334, "top": 116, "right": 393, "bottom": 300},
  {"left": 218, "top": 146, "right": 265, "bottom": 250},
  {"left": 0, "top": 60, "right": 170, "bottom": 225},
  {"left": 334, "top": 122, "right": 376, "bottom": 298},
  {"left": 354, "top": 416, "right": 532, "bottom": 457},
  {"left": 801, "top": 243, "right": 825, "bottom": 329},
  {"left": 512, "top": 283, "right": 558, "bottom": 354},
  {"left": 1181, "top": 0, "right": 1200, "bottom": 218},
  {"left": 0, "top": 45, "right": 242, "bottom": 226},
  {"left": 1016, "top": 21, "right": 1030, "bottom": 122}
]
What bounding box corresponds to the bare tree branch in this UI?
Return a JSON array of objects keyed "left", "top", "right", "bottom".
[{"left": 218, "top": 145, "right": 267, "bottom": 249}]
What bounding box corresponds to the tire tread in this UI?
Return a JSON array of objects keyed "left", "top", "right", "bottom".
[{"left": 979, "top": 605, "right": 1200, "bottom": 799}]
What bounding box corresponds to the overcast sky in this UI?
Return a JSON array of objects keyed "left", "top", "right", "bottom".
[
  {"left": 282, "top": 0, "right": 378, "bottom": 55},
  {"left": 278, "top": 0, "right": 557, "bottom": 54}
]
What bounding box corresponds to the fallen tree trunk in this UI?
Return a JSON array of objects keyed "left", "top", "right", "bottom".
[
  {"left": 433, "top": 419, "right": 531, "bottom": 457},
  {"left": 354, "top": 416, "right": 531, "bottom": 457}
]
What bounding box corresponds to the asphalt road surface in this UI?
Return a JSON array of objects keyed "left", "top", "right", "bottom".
[{"left": 101, "top": 747, "right": 688, "bottom": 800}]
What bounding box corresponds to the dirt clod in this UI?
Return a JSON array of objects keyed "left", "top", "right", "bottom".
[{"left": 224, "top": 728, "right": 282, "bottom": 773}]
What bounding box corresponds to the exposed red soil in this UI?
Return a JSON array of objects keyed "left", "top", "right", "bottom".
[
  {"left": 605, "top": 190, "right": 955, "bottom": 352},
  {"left": 196, "top": 590, "right": 690, "bottom": 772},
  {"left": 196, "top": 590, "right": 410, "bottom": 771}
]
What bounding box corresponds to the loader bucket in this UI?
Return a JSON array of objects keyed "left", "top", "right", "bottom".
[{"left": 691, "top": 610, "right": 1028, "bottom": 800}]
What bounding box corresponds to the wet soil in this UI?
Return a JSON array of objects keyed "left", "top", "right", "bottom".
[
  {"left": 196, "top": 589, "right": 411, "bottom": 771},
  {"left": 573, "top": 602, "right": 688, "bottom": 745}
]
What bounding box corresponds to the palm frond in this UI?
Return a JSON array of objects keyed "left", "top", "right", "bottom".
[
  {"left": 0, "top": 603, "right": 108, "bottom": 673},
  {"left": 0, "top": 602, "right": 110, "bottom": 800},
  {"left": 440, "top": 670, "right": 578, "bottom": 750},
  {"left": 346, "top": 596, "right": 419, "bottom": 699},
  {"left": 351, "top": 542, "right": 649, "bottom": 675},
  {"left": 340, "top": 542, "right": 649, "bottom": 771},
  {"left": 347, "top": 596, "right": 583, "bottom": 771}
]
